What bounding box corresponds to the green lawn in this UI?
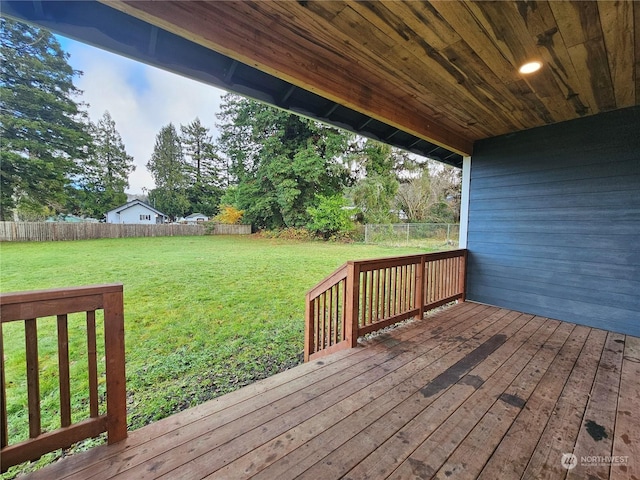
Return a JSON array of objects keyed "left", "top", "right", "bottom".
[{"left": 0, "top": 235, "right": 435, "bottom": 476}]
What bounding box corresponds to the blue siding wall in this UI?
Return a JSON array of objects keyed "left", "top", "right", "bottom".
[{"left": 466, "top": 106, "right": 640, "bottom": 336}]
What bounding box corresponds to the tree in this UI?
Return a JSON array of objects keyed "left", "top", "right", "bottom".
[
  {"left": 76, "top": 111, "right": 135, "bottom": 217},
  {"left": 348, "top": 140, "right": 400, "bottom": 224},
  {"left": 180, "top": 118, "right": 223, "bottom": 216},
  {"left": 0, "top": 18, "right": 91, "bottom": 220},
  {"left": 215, "top": 94, "right": 354, "bottom": 229},
  {"left": 146, "top": 124, "right": 189, "bottom": 220},
  {"left": 395, "top": 161, "right": 461, "bottom": 223}
]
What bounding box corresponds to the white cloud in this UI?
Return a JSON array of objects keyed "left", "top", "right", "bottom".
[{"left": 66, "top": 41, "right": 226, "bottom": 194}]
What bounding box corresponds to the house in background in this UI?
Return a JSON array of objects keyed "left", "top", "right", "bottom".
[
  {"left": 178, "top": 213, "right": 209, "bottom": 224},
  {"left": 105, "top": 199, "right": 168, "bottom": 225}
]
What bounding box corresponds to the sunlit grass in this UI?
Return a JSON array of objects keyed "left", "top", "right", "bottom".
[{"left": 0, "top": 235, "right": 434, "bottom": 477}]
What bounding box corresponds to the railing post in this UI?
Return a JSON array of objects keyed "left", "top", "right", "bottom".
[
  {"left": 416, "top": 255, "right": 426, "bottom": 320},
  {"left": 304, "top": 294, "right": 314, "bottom": 362},
  {"left": 458, "top": 249, "right": 467, "bottom": 302},
  {"left": 345, "top": 262, "right": 360, "bottom": 348},
  {"left": 103, "top": 287, "right": 127, "bottom": 444}
]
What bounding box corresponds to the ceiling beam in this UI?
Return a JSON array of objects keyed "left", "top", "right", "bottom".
[{"left": 104, "top": 0, "right": 474, "bottom": 156}]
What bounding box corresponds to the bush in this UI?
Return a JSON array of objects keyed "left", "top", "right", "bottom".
[
  {"left": 214, "top": 205, "right": 244, "bottom": 224},
  {"left": 307, "top": 194, "right": 356, "bottom": 239},
  {"left": 257, "top": 227, "right": 316, "bottom": 241}
]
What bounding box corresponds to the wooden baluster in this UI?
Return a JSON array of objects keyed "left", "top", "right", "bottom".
[
  {"left": 57, "top": 315, "right": 71, "bottom": 428},
  {"left": 333, "top": 282, "right": 342, "bottom": 345},
  {"left": 24, "top": 319, "right": 40, "bottom": 439},
  {"left": 416, "top": 257, "right": 425, "bottom": 319},
  {"left": 319, "top": 294, "right": 325, "bottom": 350},
  {"left": 341, "top": 279, "right": 347, "bottom": 341},
  {"left": 374, "top": 270, "right": 384, "bottom": 322},
  {"left": 367, "top": 270, "right": 374, "bottom": 326},
  {"left": 361, "top": 271, "right": 368, "bottom": 327},
  {"left": 86, "top": 311, "right": 99, "bottom": 417},
  {"left": 328, "top": 286, "right": 333, "bottom": 347},
  {"left": 0, "top": 323, "right": 7, "bottom": 448}
]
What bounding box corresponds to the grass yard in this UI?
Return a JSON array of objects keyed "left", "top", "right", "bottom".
[{"left": 0, "top": 235, "right": 435, "bottom": 477}]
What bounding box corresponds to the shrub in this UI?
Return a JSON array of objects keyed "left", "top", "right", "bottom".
[
  {"left": 307, "top": 194, "right": 356, "bottom": 239},
  {"left": 214, "top": 205, "right": 244, "bottom": 224}
]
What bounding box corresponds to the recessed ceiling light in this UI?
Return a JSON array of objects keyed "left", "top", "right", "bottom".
[{"left": 519, "top": 61, "right": 542, "bottom": 74}]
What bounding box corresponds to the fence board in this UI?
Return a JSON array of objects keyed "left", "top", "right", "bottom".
[{"left": 0, "top": 222, "right": 251, "bottom": 241}]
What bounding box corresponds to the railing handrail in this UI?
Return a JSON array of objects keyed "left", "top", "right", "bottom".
[
  {"left": 1, "top": 284, "right": 127, "bottom": 472},
  {"left": 0, "top": 284, "right": 123, "bottom": 311},
  {"left": 306, "top": 263, "right": 348, "bottom": 299},
  {"left": 305, "top": 249, "right": 467, "bottom": 361}
]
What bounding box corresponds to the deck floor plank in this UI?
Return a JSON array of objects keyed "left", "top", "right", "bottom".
[
  {"left": 107, "top": 305, "right": 496, "bottom": 479},
  {"left": 258, "top": 308, "right": 525, "bottom": 480},
  {"left": 18, "top": 302, "right": 639, "bottom": 480},
  {"left": 430, "top": 321, "right": 576, "bottom": 479},
  {"left": 520, "top": 327, "right": 608, "bottom": 479},
  {"left": 206, "top": 308, "right": 519, "bottom": 480},
  {"left": 476, "top": 324, "right": 592, "bottom": 479},
  {"left": 567, "top": 332, "right": 625, "bottom": 480},
  {"left": 610, "top": 336, "right": 640, "bottom": 480},
  {"left": 343, "top": 312, "right": 545, "bottom": 480}
]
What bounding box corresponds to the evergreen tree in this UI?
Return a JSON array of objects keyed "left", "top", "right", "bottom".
[
  {"left": 216, "top": 94, "right": 354, "bottom": 229},
  {"left": 77, "top": 111, "right": 135, "bottom": 217},
  {"left": 0, "top": 18, "right": 91, "bottom": 220},
  {"left": 348, "top": 140, "right": 400, "bottom": 224},
  {"left": 146, "top": 123, "right": 189, "bottom": 220},
  {"left": 180, "top": 118, "right": 223, "bottom": 215}
]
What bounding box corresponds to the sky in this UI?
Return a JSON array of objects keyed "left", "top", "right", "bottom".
[{"left": 60, "top": 36, "right": 228, "bottom": 194}]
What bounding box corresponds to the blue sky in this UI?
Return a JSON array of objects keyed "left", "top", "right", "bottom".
[{"left": 58, "top": 35, "right": 227, "bottom": 194}]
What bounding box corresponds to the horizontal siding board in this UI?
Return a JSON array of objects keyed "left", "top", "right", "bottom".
[
  {"left": 469, "top": 207, "right": 640, "bottom": 224},
  {"left": 469, "top": 219, "right": 640, "bottom": 235},
  {"left": 469, "top": 271, "right": 638, "bottom": 311},
  {"left": 469, "top": 252, "right": 640, "bottom": 284},
  {"left": 470, "top": 190, "right": 640, "bottom": 212},
  {"left": 470, "top": 158, "right": 640, "bottom": 190},
  {"left": 467, "top": 231, "right": 639, "bottom": 251},
  {"left": 469, "top": 291, "right": 640, "bottom": 337},
  {"left": 467, "top": 105, "right": 640, "bottom": 336},
  {"left": 468, "top": 243, "right": 639, "bottom": 267},
  {"left": 470, "top": 174, "right": 640, "bottom": 201},
  {"left": 470, "top": 107, "right": 640, "bottom": 178}
]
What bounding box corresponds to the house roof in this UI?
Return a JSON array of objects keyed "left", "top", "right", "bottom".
[
  {"left": 106, "top": 199, "right": 167, "bottom": 217},
  {"left": 3, "top": 1, "right": 638, "bottom": 165},
  {"left": 185, "top": 213, "right": 207, "bottom": 219}
]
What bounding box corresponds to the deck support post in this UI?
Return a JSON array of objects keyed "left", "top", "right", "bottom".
[
  {"left": 458, "top": 250, "right": 467, "bottom": 302},
  {"left": 304, "top": 294, "right": 314, "bottom": 362},
  {"left": 345, "top": 262, "right": 360, "bottom": 348},
  {"left": 104, "top": 290, "right": 127, "bottom": 444}
]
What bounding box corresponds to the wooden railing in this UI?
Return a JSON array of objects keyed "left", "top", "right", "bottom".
[
  {"left": 0, "top": 285, "right": 127, "bottom": 472},
  {"left": 305, "top": 249, "right": 467, "bottom": 361}
]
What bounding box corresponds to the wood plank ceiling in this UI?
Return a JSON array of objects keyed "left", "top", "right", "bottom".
[{"left": 106, "top": 1, "right": 639, "bottom": 156}]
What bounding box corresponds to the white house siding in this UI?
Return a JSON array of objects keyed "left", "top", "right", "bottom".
[{"left": 107, "top": 204, "right": 161, "bottom": 224}]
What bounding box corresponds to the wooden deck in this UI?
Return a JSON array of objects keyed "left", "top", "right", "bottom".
[{"left": 23, "top": 302, "right": 639, "bottom": 480}]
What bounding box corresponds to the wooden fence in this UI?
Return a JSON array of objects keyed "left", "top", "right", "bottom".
[
  {"left": 209, "top": 223, "right": 252, "bottom": 235},
  {"left": 305, "top": 249, "right": 467, "bottom": 361},
  {"left": 0, "top": 284, "right": 127, "bottom": 472},
  {"left": 0, "top": 222, "right": 251, "bottom": 241}
]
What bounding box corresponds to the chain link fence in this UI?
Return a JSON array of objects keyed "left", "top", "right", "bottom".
[{"left": 364, "top": 223, "right": 459, "bottom": 248}]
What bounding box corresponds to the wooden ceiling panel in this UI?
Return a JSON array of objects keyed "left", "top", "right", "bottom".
[
  {"left": 105, "top": 0, "right": 639, "bottom": 156},
  {"left": 598, "top": 0, "right": 636, "bottom": 107}
]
